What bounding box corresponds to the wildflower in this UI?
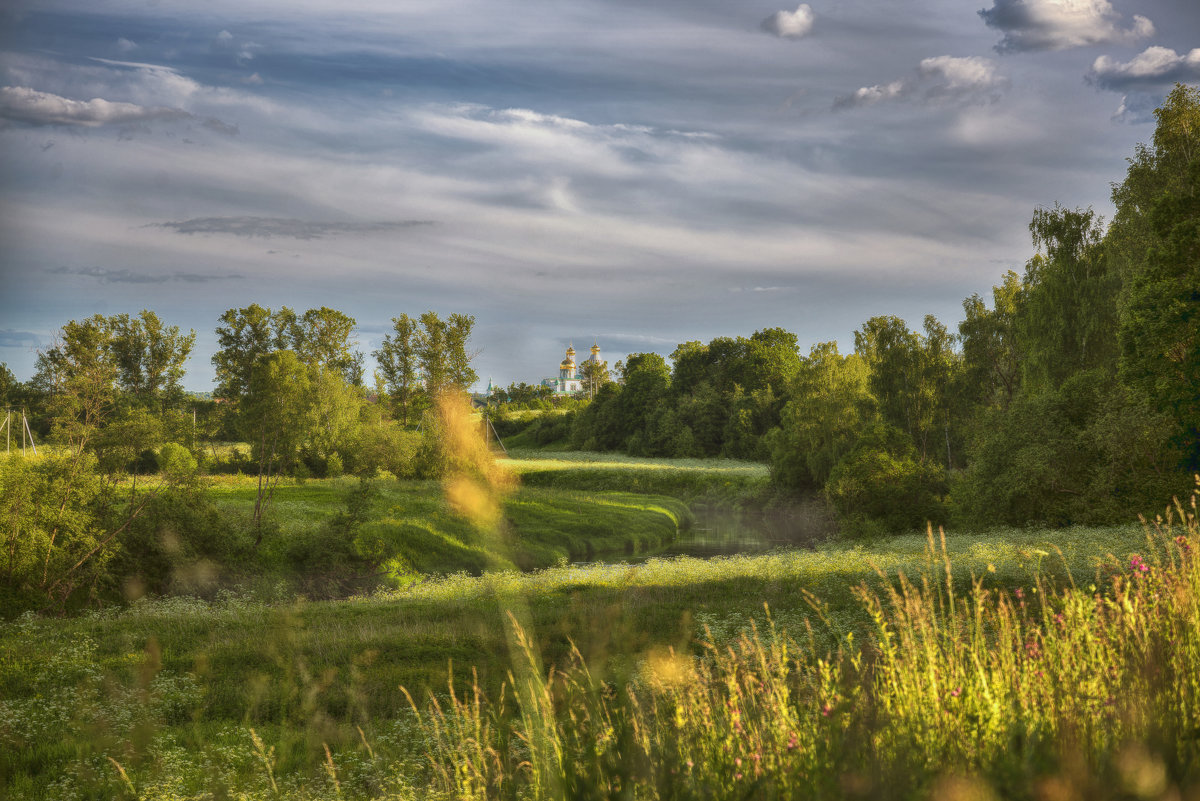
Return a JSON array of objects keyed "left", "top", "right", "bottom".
[
  {"left": 821, "top": 703, "right": 833, "bottom": 717},
  {"left": 787, "top": 733, "right": 798, "bottom": 751},
  {"left": 949, "top": 687, "right": 962, "bottom": 698}
]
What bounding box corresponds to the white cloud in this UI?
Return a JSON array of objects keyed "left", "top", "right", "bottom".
[
  {"left": 918, "top": 56, "right": 1001, "bottom": 91},
  {"left": 0, "top": 85, "right": 190, "bottom": 127},
  {"left": 116, "top": 37, "right": 138, "bottom": 53},
  {"left": 835, "top": 56, "right": 1005, "bottom": 109},
  {"left": 1088, "top": 46, "right": 1200, "bottom": 90},
  {"left": 979, "top": 0, "right": 1154, "bottom": 53},
  {"left": 761, "top": 4, "right": 814, "bottom": 39},
  {"left": 835, "top": 81, "right": 906, "bottom": 109}
]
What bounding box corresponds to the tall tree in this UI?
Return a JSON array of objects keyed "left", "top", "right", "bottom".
[
  {"left": 292, "top": 306, "right": 358, "bottom": 378},
  {"left": 1113, "top": 83, "right": 1200, "bottom": 469},
  {"left": 768, "top": 342, "right": 874, "bottom": 489},
  {"left": 1119, "top": 156, "right": 1200, "bottom": 467},
  {"left": 241, "top": 350, "right": 311, "bottom": 533},
  {"left": 579, "top": 357, "right": 611, "bottom": 399},
  {"left": 1017, "top": 204, "right": 1118, "bottom": 391},
  {"left": 417, "top": 311, "right": 450, "bottom": 393},
  {"left": 212, "top": 304, "right": 293, "bottom": 403},
  {"left": 33, "top": 316, "right": 117, "bottom": 456},
  {"left": 958, "top": 270, "right": 1023, "bottom": 409},
  {"left": 374, "top": 314, "right": 422, "bottom": 426},
  {"left": 444, "top": 313, "right": 478, "bottom": 393},
  {"left": 0, "top": 363, "right": 16, "bottom": 410},
  {"left": 854, "top": 315, "right": 958, "bottom": 464},
  {"left": 108, "top": 310, "right": 196, "bottom": 411}
]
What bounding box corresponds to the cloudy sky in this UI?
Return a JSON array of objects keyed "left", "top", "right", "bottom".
[{"left": 1, "top": 0, "right": 1197, "bottom": 391}]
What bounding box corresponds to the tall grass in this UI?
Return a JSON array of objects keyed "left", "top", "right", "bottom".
[{"left": 408, "top": 481, "right": 1200, "bottom": 799}]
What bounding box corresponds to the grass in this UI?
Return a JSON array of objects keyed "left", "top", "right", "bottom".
[
  {"left": 0, "top": 510, "right": 1170, "bottom": 799},
  {"left": 205, "top": 477, "right": 691, "bottom": 577},
  {"left": 502, "top": 450, "right": 774, "bottom": 505}
]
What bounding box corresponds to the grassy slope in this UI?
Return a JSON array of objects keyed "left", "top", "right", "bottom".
[
  {"left": 206, "top": 476, "right": 690, "bottom": 577},
  {"left": 0, "top": 521, "right": 1155, "bottom": 796}
]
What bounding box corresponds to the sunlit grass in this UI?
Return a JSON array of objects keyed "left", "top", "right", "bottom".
[{"left": 2, "top": 500, "right": 1191, "bottom": 799}]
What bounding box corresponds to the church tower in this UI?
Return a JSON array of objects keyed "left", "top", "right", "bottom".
[{"left": 559, "top": 344, "right": 577, "bottom": 380}]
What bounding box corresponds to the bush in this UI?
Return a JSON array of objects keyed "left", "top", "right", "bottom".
[
  {"left": 112, "top": 485, "right": 248, "bottom": 599},
  {"left": 157, "top": 442, "right": 198, "bottom": 480}
]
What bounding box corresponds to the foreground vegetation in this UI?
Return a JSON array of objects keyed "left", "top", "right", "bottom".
[{"left": 2, "top": 486, "right": 1194, "bottom": 798}]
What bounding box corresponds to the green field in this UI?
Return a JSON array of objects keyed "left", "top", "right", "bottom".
[
  {"left": 2, "top": 452, "right": 1197, "bottom": 799},
  {"left": 206, "top": 475, "right": 691, "bottom": 577}
]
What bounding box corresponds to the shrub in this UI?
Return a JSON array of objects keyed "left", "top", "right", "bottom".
[{"left": 158, "top": 442, "right": 198, "bottom": 480}]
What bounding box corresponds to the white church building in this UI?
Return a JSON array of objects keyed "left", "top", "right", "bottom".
[{"left": 541, "top": 343, "right": 602, "bottom": 396}]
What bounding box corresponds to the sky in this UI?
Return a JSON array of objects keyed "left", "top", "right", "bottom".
[{"left": 1, "top": 0, "right": 1198, "bottom": 392}]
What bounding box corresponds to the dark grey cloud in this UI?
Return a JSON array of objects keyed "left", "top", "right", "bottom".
[
  {"left": 979, "top": 0, "right": 1154, "bottom": 53},
  {"left": 0, "top": 85, "right": 190, "bottom": 127},
  {"left": 0, "top": 329, "right": 43, "bottom": 348},
  {"left": 201, "top": 117, "right": 239, "bottom": 136},
  {"left": 48, "top": 266, "right": 245, "bottom": 283},
  {"left": 151, "top": 216, "right": 434, "bottom": 239},
  {"left": 760, "top": 4, "right": 814, "bottom": 39},
  {"left": 834, "top": 56, "right": 1006, "bottom": 109},
  {"left": 1088, "top": 47, "right": 1200, "bottom": 91}
]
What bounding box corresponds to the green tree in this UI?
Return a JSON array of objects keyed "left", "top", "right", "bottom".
[
  {"left": 768, "top": 342, "right": 874, "bottom": 490},
  {"left": 374, "top": 314, "right": 422, "bottom": 426},
  {"left": 579, "top": 357, "right": 611, "bottom": 400},
  {"left": 825, "top": 422, "right": 948, "bottom": 535},
  {"left": 212, "top": 304, "right": 293, "bottom": 403},
  {"left": 302, "top": 365, "right": 365, "bottom": 475},
  {"left": 1017, "top": 204, "right": 1118, "bottom": 391},
  {"left": 33, "top": 316, "right": 117, "bottom": 456},
  {"left": 444, "top": 313, "right": 479, "bottom": 393},
  {"left": 241, "top": 350, "right": 312, "bottom": 533},
  {"left": 617, "top": 352, "right": 670, "bottom": 454},
  {"left": 1113, "top": 84, "right": 1200, "bottom": 468},
  {"left": 958, "top": 270, "right": 1023, "bottom": 409},
  {"left": 292, "top": 306, "right": 358, "bottom": 378},
  {"left": 108, "top": 310, "right": 196, "bottom": 411},
  {"left": 1119, "top": 159, "right": 1200, "bottom": 467}
]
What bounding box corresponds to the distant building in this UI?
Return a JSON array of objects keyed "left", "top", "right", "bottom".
[{"left": 541, "top": 342, "right": 602, "bottom": 396}]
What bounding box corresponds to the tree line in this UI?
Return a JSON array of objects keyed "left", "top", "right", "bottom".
[{"left": 562, "top": 84, "right": 1200, "bottom": 531}]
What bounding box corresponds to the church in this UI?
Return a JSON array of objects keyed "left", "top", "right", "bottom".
[{"left": 541, "top": 342, "right": 602, "bottom": 396}]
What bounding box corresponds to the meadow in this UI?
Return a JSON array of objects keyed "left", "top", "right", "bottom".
[
  {"left": 205, "top": 475, "right": 691, "bottom": 578},
  {"left": 4, "top": 452, "right": 1192, "bottom": 798}
]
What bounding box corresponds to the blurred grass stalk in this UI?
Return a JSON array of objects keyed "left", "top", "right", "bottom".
[{"left": 409, "top": 477, "right": 1200, "bottom": 799}]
